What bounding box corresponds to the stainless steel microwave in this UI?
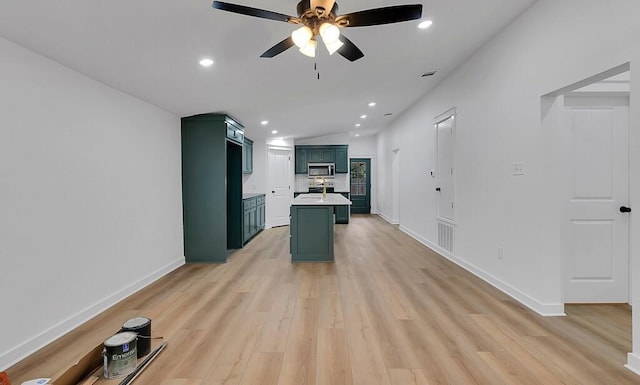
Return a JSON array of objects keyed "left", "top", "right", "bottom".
[{"left": 308, "top": 163, "right": 335, "bottom": 178}]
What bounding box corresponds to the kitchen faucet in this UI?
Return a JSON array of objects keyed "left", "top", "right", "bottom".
[{"left": 312, "top": 176, "right": 327, "bottom": 199}]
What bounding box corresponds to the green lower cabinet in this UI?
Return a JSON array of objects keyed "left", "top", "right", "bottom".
[
  {"left": 290, "top": 205, "right": 334, "bottom": 262},
  {"left": 243, "top": 209, "right": 252, "bottom": 243},
  {"left": 335, "top": 192, "right": 350, "bottom": 224},
  {"left": 242, "top": 194, "right": 265, "bottom": 245}
]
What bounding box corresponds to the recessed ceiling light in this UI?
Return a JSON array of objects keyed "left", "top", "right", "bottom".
[
  {"left": 368, "top": 102, "right": 376, "bottom": 107},
  {"left": 418, "top": 20, "right": 433, "bottom": 29},
  {"left": 360, "top": 115, "right": 367, "bottom": 119},
  {"left": 355, "top": 123, "right": 361, "bottom": 127},
  {"left": 199, "top": 58, "right": 214, "bottom": 67},
  {"left": 260, "top": 120, "right": 269, "bottom": 125},
  {"left": 271, "top": 130, "right": 278, "bottom": 134},
  {"left": 355, "top": 134, "right": 360, "bottom": 137}
]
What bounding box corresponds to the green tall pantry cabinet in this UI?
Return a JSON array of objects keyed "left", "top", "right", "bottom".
[{"left": 181, "top": 114, "right": 244, "bottom": 263}]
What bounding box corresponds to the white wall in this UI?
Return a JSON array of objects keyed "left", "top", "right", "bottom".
[
  {"left": 378, "top": 0, "right": 640, "bottom": 315},
  {"left": 0, "top": 37, "right": 184, "bottom": 369},
  {"left": 296, "top": 133, "right": 349, "bottom": 146}
]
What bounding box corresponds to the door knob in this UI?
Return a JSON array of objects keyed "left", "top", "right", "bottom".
[
  {"left": 272, "top": 190, "right": 275, "bottom": 193},
  {"left": 620, "top": 206, "right": 632, "bottom": 213},
  {"left": 435, "top": 187, "right": 441, "bottom": 192}
]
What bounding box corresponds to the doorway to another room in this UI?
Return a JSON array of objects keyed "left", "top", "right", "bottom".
[
  {"left": 267, "top": 147, "right": 293, "bottom": 227},
  {"left": 548, "top": 64, "right": 631, "bottom": 304}
]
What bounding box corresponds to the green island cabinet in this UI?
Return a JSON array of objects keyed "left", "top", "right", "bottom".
[
  {"left": 295, "top": 145, "right": 349, "bottom": 174},
  {"left": 290, "top": 205, "right": 335, "bottom": 262},
  {"left": 242, "top": 194, "right": 265, "bottom": 244},
  {"left": 335, "top": 192, "right": 350, "bottom": 224},
  {"left": 293, "top": 192, "right": 350, "bottom": 224},
  {"left": 243, "top": 137, "right": 253, "bottom": 174},
  {"left": 181, "top": 114, "right": 244, "bottom": 263}
]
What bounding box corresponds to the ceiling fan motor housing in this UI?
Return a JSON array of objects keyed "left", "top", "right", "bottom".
[{"left": 297, "top": 0, "right": 339, "bottom": 22}]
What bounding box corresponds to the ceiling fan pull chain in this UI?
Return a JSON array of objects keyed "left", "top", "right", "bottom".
[{"left": 314, "top": 61, "right": 320, "bottom": 80}]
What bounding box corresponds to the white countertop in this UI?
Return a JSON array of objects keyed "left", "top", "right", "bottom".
[{"left": 291, "top": 193, "right": 352, "bottom": 206}]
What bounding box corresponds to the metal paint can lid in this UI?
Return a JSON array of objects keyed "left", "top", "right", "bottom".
[
  {"left": 122, "top": 317, "right": 150, "bottom": 329},
  {"left": 104, "top": 331, "right": 137, "bottom": 347}
]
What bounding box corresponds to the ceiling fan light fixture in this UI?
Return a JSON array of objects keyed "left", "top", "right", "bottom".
[
  {"left": 324, "top": 39, "right": 344, "bottom": 55},
  {"left": 299, "top": 39, "right": 317, "bottom": 57},
  {"left": 292, "top": 25, "right": 313, "bottom": 48},
  {"left": 319, "top": 23, "right": 340, "bottom": 44}
]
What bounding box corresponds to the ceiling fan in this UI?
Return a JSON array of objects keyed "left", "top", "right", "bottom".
[{"left": 211, "top": 0, "right": 423, "bottom": 61}]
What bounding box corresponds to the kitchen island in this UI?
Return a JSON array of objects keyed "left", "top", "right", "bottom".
[{"left": 290, "top": 193, "right": 351, "bottom": 262}]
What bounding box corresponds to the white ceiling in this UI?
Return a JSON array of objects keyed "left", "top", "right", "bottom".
[{"left": 0, "top": 0, "right": 536, "bottom": 140}]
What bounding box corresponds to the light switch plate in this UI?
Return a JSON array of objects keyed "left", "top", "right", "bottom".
[{"left": 512, "top": 162, "right": 524, "bottom": 176}]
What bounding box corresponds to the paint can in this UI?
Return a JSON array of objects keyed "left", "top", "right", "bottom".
[
  {"left": 121, "top": 316, "right": 152, "bottom": 358},
  {"left": 103, "top": 331, "right": 137, "bottom": 379}
]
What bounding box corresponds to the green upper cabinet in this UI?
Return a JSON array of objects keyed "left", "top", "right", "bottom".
[
  {"left": 295, "top": 147, "right": 308, "bottom": 174},
  {"left": 309, "top": 148, "right": 335, "bottom": 163},
  {"left": 225, "top": 117, "right": 244, "bottom": 145},
  {"left": 243, "top": 137, "right": 253, "bottom": 174},
  {"left": 334, "top": 145, "right": 348, "bottom": 173},
  {"left": 295, "top": 145, "right": 349, "bottom": 173}
]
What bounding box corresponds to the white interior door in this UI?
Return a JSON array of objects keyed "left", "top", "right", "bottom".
[
  {"left": 564, "top": 96, "right": 630, "bottom": 303},
  {"left": 268, "top": 148, "right": 292, "bottom": 227},
  {"left": 436, "top": 115, "right": 455, "bottom": 221}
]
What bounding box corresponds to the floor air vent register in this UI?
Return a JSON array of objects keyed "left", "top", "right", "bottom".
[{"left": 437, "top": 220, "right": 455, "bottom": 254}]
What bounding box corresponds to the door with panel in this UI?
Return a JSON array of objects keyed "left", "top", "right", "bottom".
[
  {"left": 350, "top": 158, "right": 371, "bottom": 214},
  {"left": 436, "top": 115, "right": 455, "bottom": 222},
  {"left": 268, "top": 148, "right": 293, "bottom": 227},
  {"left": 563, "top": 95, "right": 630, "bottom": 303}
]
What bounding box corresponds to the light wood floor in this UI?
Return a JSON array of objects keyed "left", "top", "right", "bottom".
[{"left": 7, "top": 215, "right": 638, "bottom": 385}]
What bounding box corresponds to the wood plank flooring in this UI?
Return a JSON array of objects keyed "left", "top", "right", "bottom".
[{"left": 6, "top": 215, "right": 638, "bottom": 384}]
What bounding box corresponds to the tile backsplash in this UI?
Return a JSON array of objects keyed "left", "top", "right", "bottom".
[{"left": 295, "top": 174, "right": 349, "bottom": 192}]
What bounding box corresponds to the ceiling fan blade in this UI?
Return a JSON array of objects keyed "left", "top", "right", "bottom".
[
  {"left": 212, "top": 1, "right": 300, "bottom": 24},
  {"left": 335, "top": 5, "right": 423, "bottom": 27},
  {"left": 260, "top": 37, "right": 295, "bottom": 58},
  {"left": 337, "top": 35, "right": 364, "bottom": 62}
]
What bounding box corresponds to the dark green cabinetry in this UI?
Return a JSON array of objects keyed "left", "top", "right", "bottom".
[
  {"left": 334, "top": 147, "right": 348, "bottom": 173},
  {"left": 309, "top": 148, "right": 335, "bottom": 163},
  {"left": 243, "top": 194, "right": 265, "bottom": 244},
  {"left": 243, "top": 138, "right": 253, "bottom": 174},
  {"left": 226, "top": 121, "right": 244, "bottom": 145},
  {"left": 294, "top": 145, "right": 348, "bottom": 174},
  {"left": 335, "top": 192, "right": 350, "bottom": 224},
  {"left": 295, "top": 147, "right": 308, "bottom": 174},
  {"left": 182, "top": 114, "right": 244, "bottom": 263},
  {"left": 293, "top": 192, "right": 350, "bottom": 224},
  {"left": 290, "top": 205, "right": 334, "bottom": 262}
]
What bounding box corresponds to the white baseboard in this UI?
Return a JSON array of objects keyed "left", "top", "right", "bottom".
[
  {"left": 377, "top": 212, "right": 399, "bottom": 225},
  {"left": 398, "top": 225, "right": 565, "bottom": 317},
  {"left": 0, "top": 257, "right": 185, "bottom": 371},
  {"left": 626, "top": 353, "right": 640, "bottom": 376}
]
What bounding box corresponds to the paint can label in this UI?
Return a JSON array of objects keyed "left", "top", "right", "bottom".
[{"left": 103, "top": 332, "right": 137, "bottom": 379}]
